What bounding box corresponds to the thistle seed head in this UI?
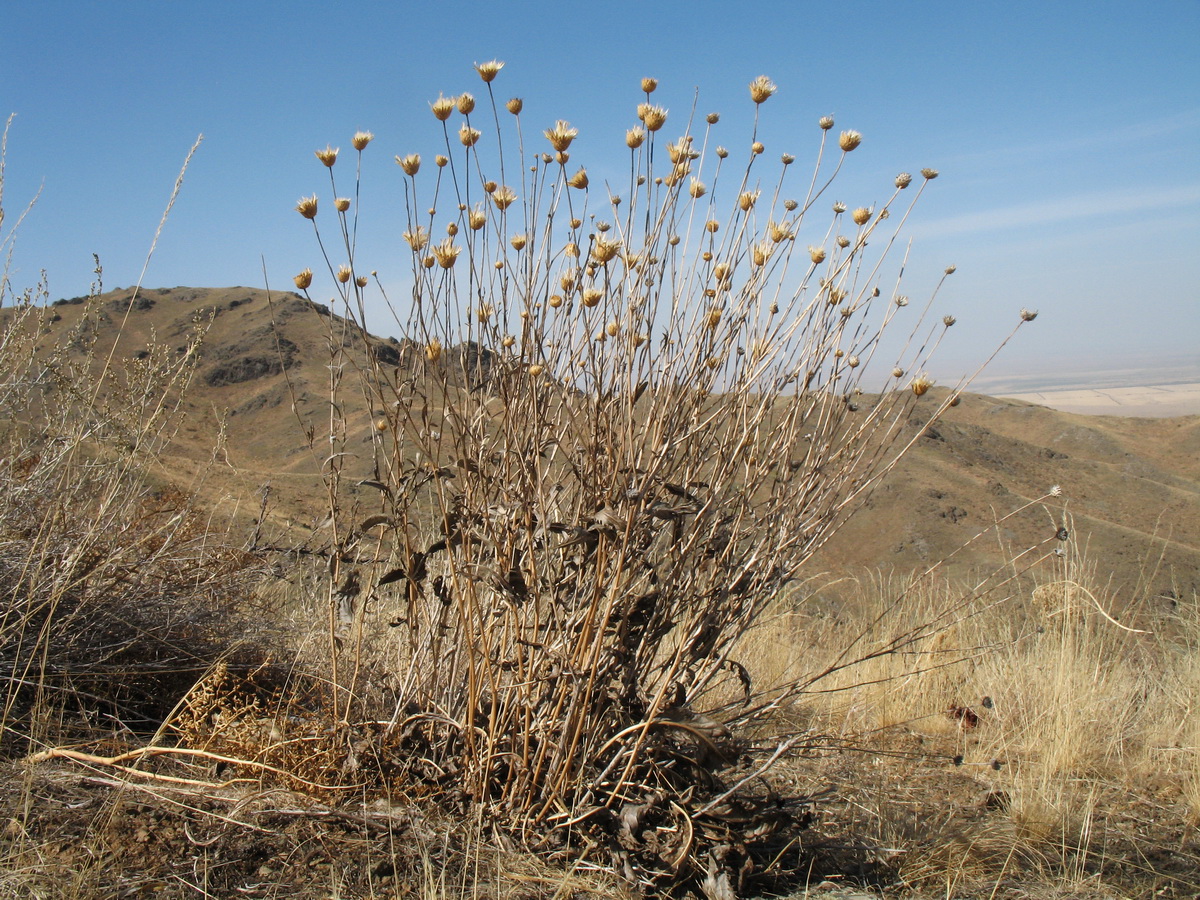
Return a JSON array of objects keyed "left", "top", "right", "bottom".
[
  {"left": 921, "top": 167, "right": 939, "bottom": 179},
  {"left": 781, "top": 153, "right": 795, "bottom": 165},
  {"left": 852, "top": 206, "right": 873, "bottom": 226},
  {"left": 738, "top": 190, "right": 760, "bottom": 211},
  {"left": 591, "top": 237, "right": 621, "bottom": 263},
  {"left": 638, "top": 104, "right": 668, "bottom": 131},
  {"left": 1020, "top": 308, "right": 1039, "bottom": 321},
  {"left": 751, "top": 140, "right": 765, "bottom": 155},
  {"left": 895, "top": 172, "right": 913, "bottom": 189},
  {"left": 706, "top": 112, "right": 720, "bottom": 124},
  {"left": 567, "top": 167, "right": 589, "bottom": 189},
  {"left": 336, "top": 265, "right": 352, "bottom": 283},
  {"left": 641, "top": 76, "right": 658, "bottom": 93},
  {"left": 468, "top": 206, "right": 486, "bottom": 230},
  {"left": 581, "top": 288, "right": 603, "bottom": 307},
  {"left": 334, "top": 197, "right": 351, "bottom": 212},
  {"left": 457, "top": 93, "right": 476, "bottom": 115},
  {"left": 716, "top": 146, "right": 729, "bottom": 159},
  {"left": 506, "top": 97, "right": 523, "bottom": 115},
  {"left": 626, "top": 126, "right": 646, "bottom": 149},
  {"left": 832, "top": 201, "right": 846, "bottom": 214},
  {"left": 689, "top": 179, "right": 707, "bottom": 198},
  {"left": 315, "top": 145, "right": 339, "bottom": 167},
  {"left": 293, "top": 268, "right": 313, "bottom": 290},
  {"left": 836, "top": 235, "right": 850, "bottom": 248},
  {"left": 809, "top": 246, "right": 826, "bottom": 264},
  {"left": 356, "top": 275, "right": 368, "bottom": 288},
  {"left": 425, "top": 340, "right": 442, "bottom": 362},
  {"left": 911, "top": 375, "right": 934, "bottom": 396},
  {"left": 943, "top": 315, "right": 956, "bottom": 327},
  {"left": 819, "top": 115, "right": 834, "bottom": 130},
  {"left": 435, "top": 154, "right": 448, "bottom": 167},
  {"left": 510, "top": 233, "right": 527, "bottom": 250}
]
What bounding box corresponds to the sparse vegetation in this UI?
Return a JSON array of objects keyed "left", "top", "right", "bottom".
[{"left": 0, "top": 70, "right": 1197, "bottom": 899}]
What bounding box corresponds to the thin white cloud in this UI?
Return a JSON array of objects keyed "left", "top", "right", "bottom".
[{"left": 913, "top": 182, "right": 1200, "bottom": 239}]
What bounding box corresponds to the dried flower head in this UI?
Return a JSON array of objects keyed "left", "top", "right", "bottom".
[
  {"left": 432, "top": 238, "right": 461, "bottom": 268},
  {"left": 847, "top": 355, "right": 860, "bottom": 368},
  {"left": 625, "top": 126, "right": 646, "bottom": 149},
  {"left": 1020, "top": 308, "right": 1039, "bottom": 322},
  {"left": 446, "top": 222, "right": 459, "bottom": 236},
  {"left": 751, "top": 141, "right": 765, "bottom": 155},
  {"left": 639, "top": 104, "right": 668, "bottom": 131},
  {"left": 706, "top": 112, "right": 720, "bottom": 124},
  {"left": 781, "top": 153, "right": 795, "bottom": 165},
  {"left": 641, "top": 76, "right": 658, "bottom": 93},
  {"left": 943, "top": 315, "right": 956, "bottom": 327},
  {"left": 548, "top": 294, "right": 563, "bottom": 308},
  {"left": 752, "top": 241, "right": 771, "bottom": 267},
  {"left": 943, "top": 265, "right": 957, "bottom": 275},
  {"left": 911, "top": 375, "right": 934, "bottom": 396},
  {"left": 1048, "top": 484, "right": 1062, "bottom": 497},
  {"left": 477, "top": 303, "right": 495, "bottom": 322},
  {"left": 704, "top": 307, "right": 723, "bottom": 330},
  {"left": 489, "top": 185, "right": 517, "bottom": 211},
  {"left": 468, "top": 206, "right": 486, "bottom": 230},
  {"left": 705, "top": 220, "right": 720, "bottom": 233},
  {"left": 435, "top": 154, "right": 448, "bottom": 167},
  {"left": 591, "top": 237, "right": 622, "bottom": 263},
  {"left": 510, "top": 233, "right": 527, "bottom": 250},
  {"left": 895, "top": 295, "right": 909, "bottom": 307},
  {"left": 838, "top": 130, "right": 862, "bottom": 152},
  {"left": 350, "top": 130, "right": 375, "bottom": 151},
  {"left": 506, "top": 97, "right": 523, "bottom": 115},
  {"left": 768, "top": 220, "right": 793, "bottom": 243},
  {"left": 474, "top": 59, "right": 504, "bottom": 83},
  {"left": 459, "top": 124, "right": 482, "bottom": 147},
  {"left": 336, "top": 264, "right": 352, "bottom": 284},
  {"left": 567, "top": 167, "right": 589, "bottom": 189},
  {"left": 895, "top": 172, "right": 913, "bottom": 189},
  {"left": 921, "top": 167, "right": 939, "bottom": 179},
  {"left": 315, "top": 145, "right": 339, "bottom": 167},
  {"left": 425, "top": 339, "right": 442, "bottom": 363},
  {"left": 892, "top": 366, "right": 905, "bottom": 378},
  {"left": 457, "top": 93, "right": 476, "bottom": 115},
  {"left": 738, "top": 190, "right": 760, "bottom": 211},
  {"left": 689, "top": 178, "right": 707, "bottom": 199},
  {"left": 581, "top": 288, "right": 603, "bottom": 308},
  {"left": 605, "top": 320, "right": 620, "bottom": 337},
  {"left": 528, "top": 364, "right": 544, "bottom": 377},
  {"left": 293, "top": 268, "right": 313, "bottom": 290},
  {"left": 832, "top": 201, "right": 846, "bottom": 214},
  {"left": 748, "top": 75, "right": 777, "bottom": 104},
  {"left": 784, "top": 198, "right": 798, "bottom": 211},
  {"left": 852, "top": 206, "right": 873, "bottom": 226},
  {"left": 356, "top": 275, "right": 368, "bottom": 288},
  {"left": 836, "top": 235, "right": 850, "bottom": 248},
  {"left": 716, "top": 146, "right": 729, "bottom": 159},
  {"left": 819, "top": 115, "right": 834, "bottom": 130},
  {"left": 403, "top": 227, "right": 429, "bottom": 251},
  {"left": 296, "top": 195, "right": 318, "bottom": 219},
  {"left": 431, "top": 94, "right": 455, "bottom": 121},
  {"left": 334, "top": 197, "right": 351, "bottom": 212},
  {"left": 545, "top": 120, "right": 578, "bottom": 152},
  {"left": 809, "top": 246, "right": 827, "bottom": 264}
]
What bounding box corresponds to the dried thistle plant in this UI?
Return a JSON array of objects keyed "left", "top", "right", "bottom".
[{"left": 287, "top": 64, "right": 1035, "bottom": 891}]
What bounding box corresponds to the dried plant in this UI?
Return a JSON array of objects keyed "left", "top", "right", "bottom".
[{"left": 281, "top": 66, "right": 1035, "bottom": 892}]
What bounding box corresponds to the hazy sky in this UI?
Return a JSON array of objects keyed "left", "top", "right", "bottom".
[{"left": 3, "top": 1, "right": 1197, "bottom": 385}]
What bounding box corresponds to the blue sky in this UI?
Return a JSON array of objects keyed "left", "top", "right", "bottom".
[{"left": 3, "top": 0, "right": 1198, "bottom": 386}]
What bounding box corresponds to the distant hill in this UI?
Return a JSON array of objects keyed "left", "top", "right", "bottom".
[{"left": 26, "top": 286, "right": 1200, "bottom": 604}]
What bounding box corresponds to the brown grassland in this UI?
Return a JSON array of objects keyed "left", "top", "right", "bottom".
[{"left": 1, "top": 67, "right": 1199, "bottom": 900}]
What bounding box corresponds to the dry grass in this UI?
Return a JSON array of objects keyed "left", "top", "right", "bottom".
[{"left": 8, "top": 68, "right": 1194, "bottom": 900}]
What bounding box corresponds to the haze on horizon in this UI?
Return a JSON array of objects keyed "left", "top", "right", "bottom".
[{"left": 2, "top": 1, "right": 1197, "bottom": 388}]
